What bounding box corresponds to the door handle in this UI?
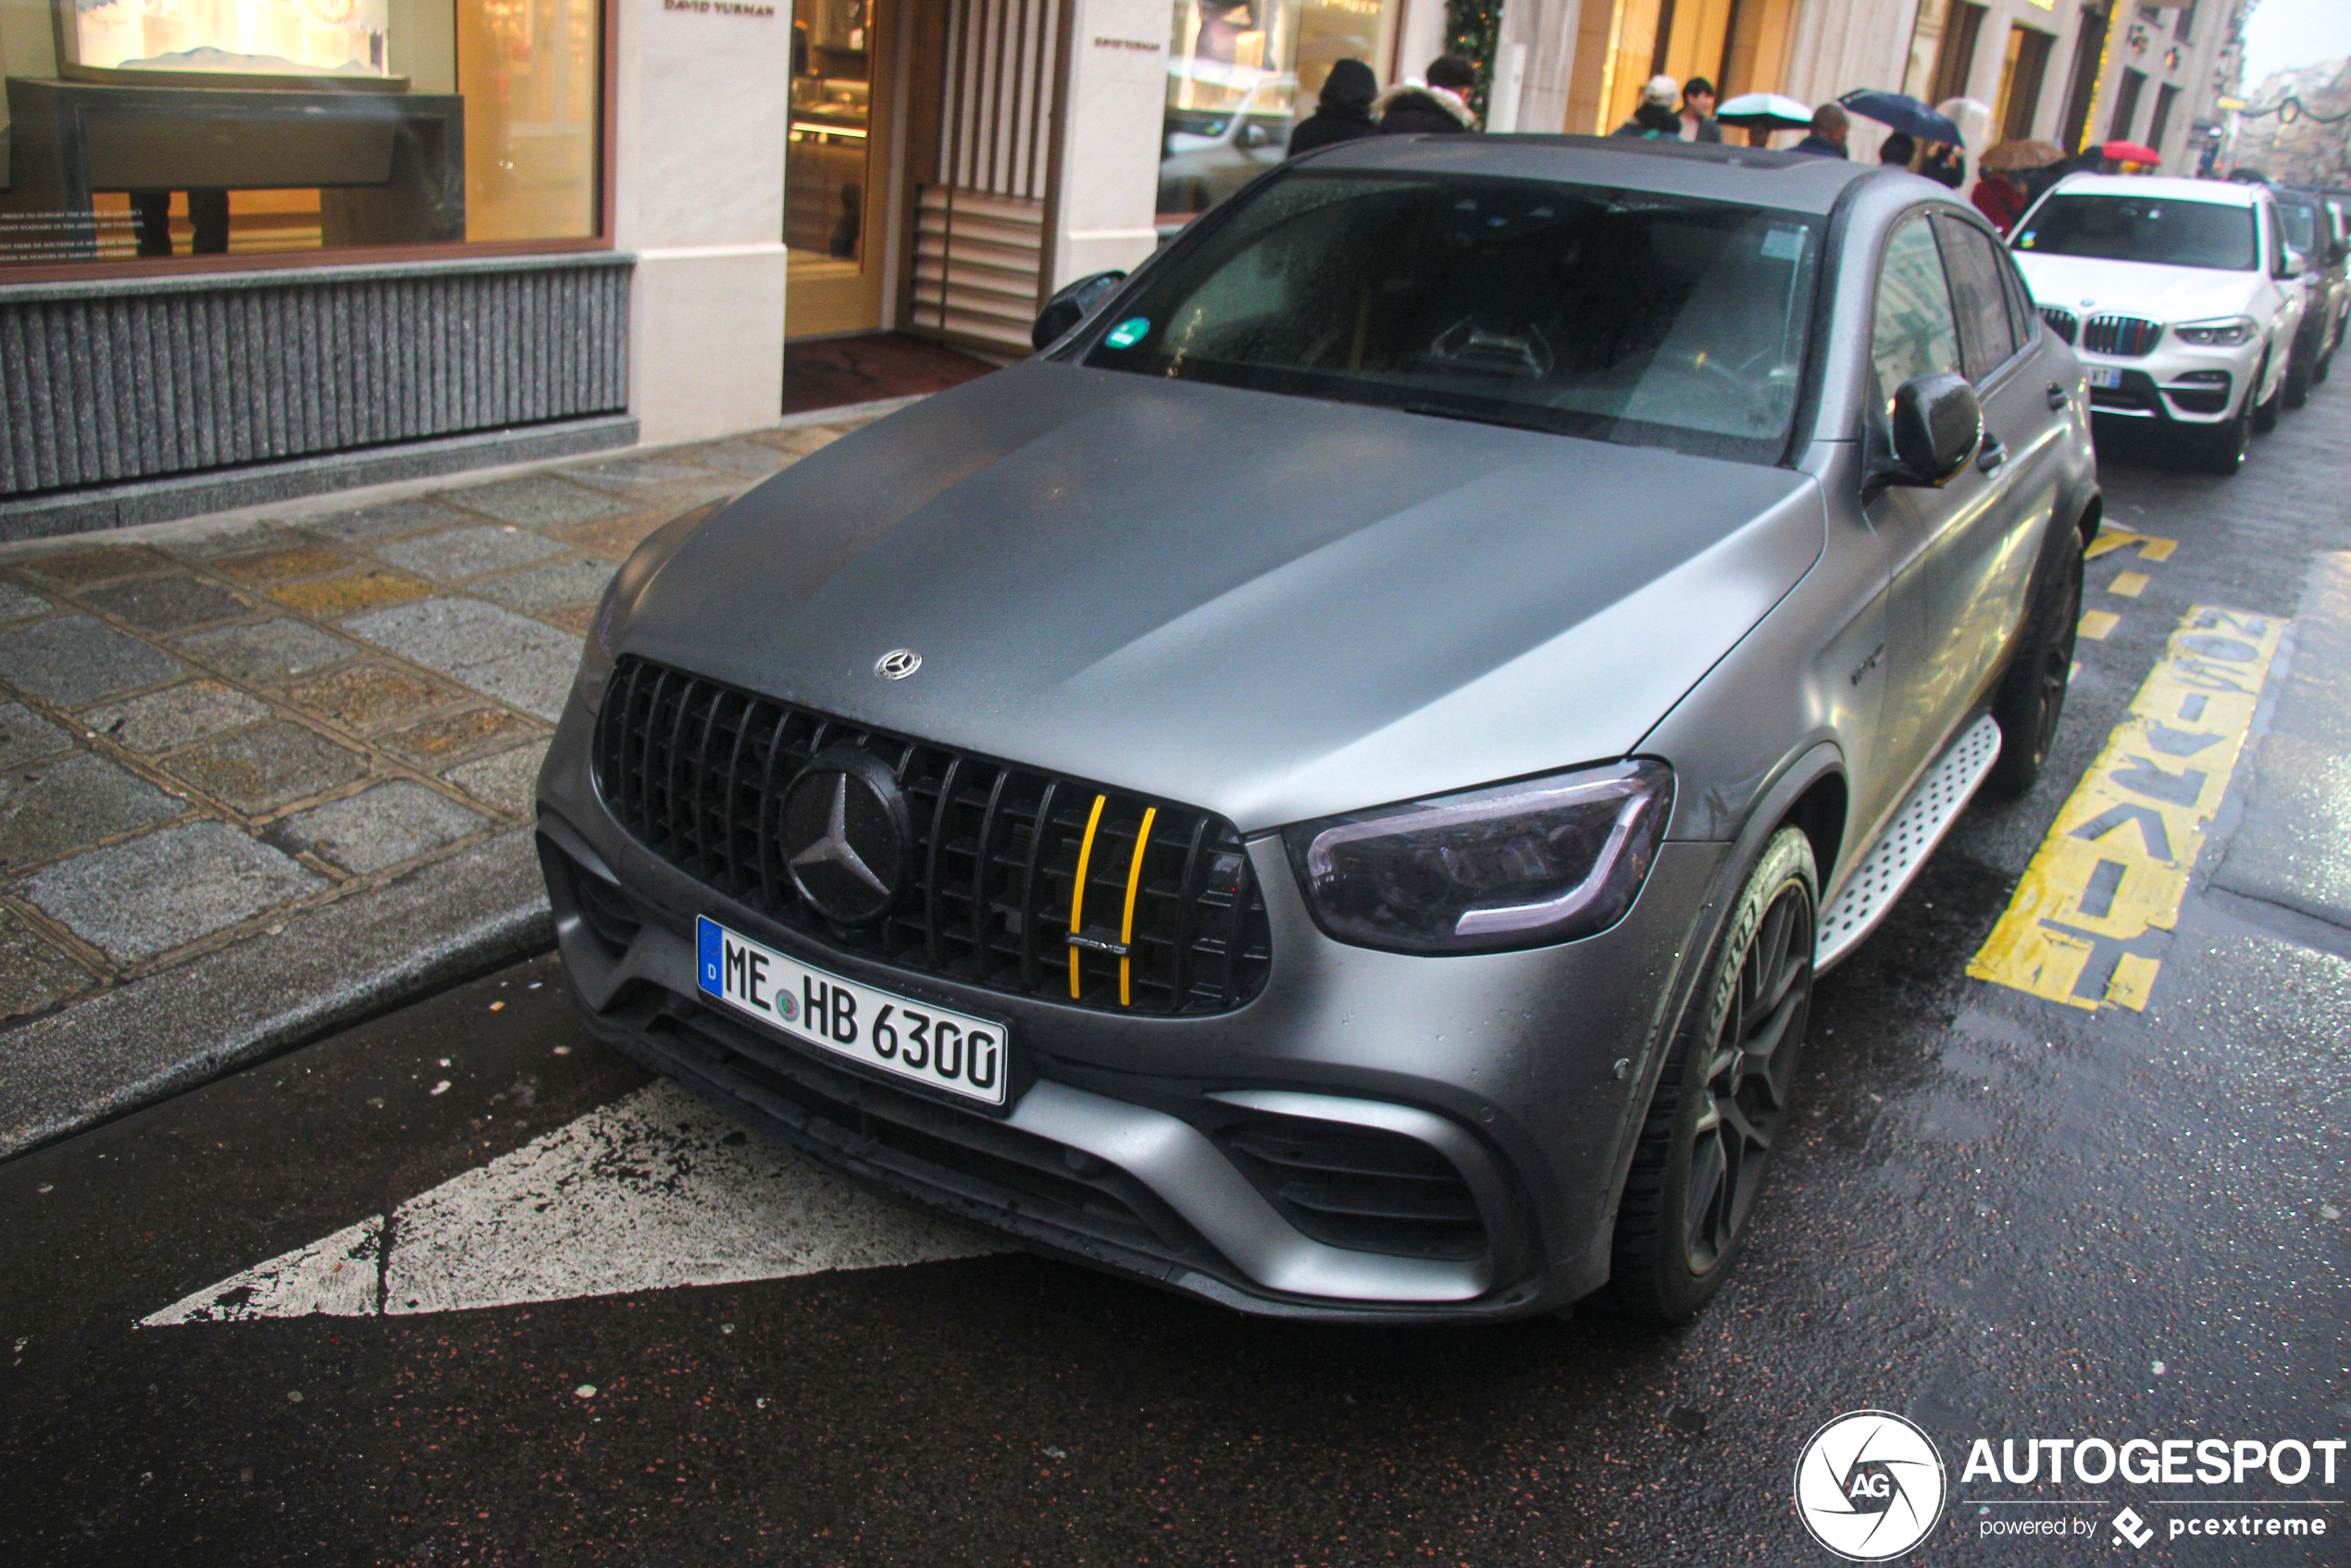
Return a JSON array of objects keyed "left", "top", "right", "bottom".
[
  {"left": 2046, "top": 382, "right": 2069, "bottom": 410},
  {"left": 1977, "top": 435, "right": 2009, "bottom": 473}
]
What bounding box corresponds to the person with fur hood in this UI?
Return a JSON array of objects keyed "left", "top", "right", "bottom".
[{"left": 1375, "top": 55, "right": 1478, "bottom": 135}]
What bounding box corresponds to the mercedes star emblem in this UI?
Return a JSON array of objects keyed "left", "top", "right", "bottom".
[
  {"left": 874, "top": 648, "right": 922, "bottom": 680},
  {"left": 780, "top": 747, "right": 913, "bottom": 924}
]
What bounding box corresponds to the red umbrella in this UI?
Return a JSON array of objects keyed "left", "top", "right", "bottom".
[{"left": 2102, "top": 139, "right": 2162, "bottom": 165}]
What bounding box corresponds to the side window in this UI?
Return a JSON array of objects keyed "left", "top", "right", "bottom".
[
  {"left": 1997, "top": 244, "right": 2042, "bottom": 350},
  {"left": 1871, "top": 216, "right": 1963, "bottom": 409},
  {"left": 1934, "top": 216, "right": 2021, "bottom": 380}
]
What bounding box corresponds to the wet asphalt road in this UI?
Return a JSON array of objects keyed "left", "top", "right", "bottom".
[{"left": 5, "top": 397, "right": 2351, "bottom": 1567}]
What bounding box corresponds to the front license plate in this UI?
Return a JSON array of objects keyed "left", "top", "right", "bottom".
[
  {"left": 2085, "top": 366, "right": 2125, "bottom": 389},
  {"left": 696, "top": 916, "right": 1009, "bottom": 1106}
]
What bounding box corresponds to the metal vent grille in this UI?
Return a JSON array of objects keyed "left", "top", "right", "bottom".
[
  {"left": 2082, "top": 314, "right": 2161, "bottom": 356},
  {"left": 2039, "top": 306, "right": 2079, "bottom": 344},
  {"left": 592, "top": 657, "right": 1272, "bottom": 1014}
]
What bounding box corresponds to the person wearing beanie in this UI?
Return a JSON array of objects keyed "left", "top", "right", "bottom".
[
  {"left": 1615, "top": 74, "right": 1683, "bottom": 138},
  {"left": 1288, "top": 57, "right": 1382, "bottom": 155},
  {"left": 1375, "top": 54, "right": 1478, "bottom": 135}
]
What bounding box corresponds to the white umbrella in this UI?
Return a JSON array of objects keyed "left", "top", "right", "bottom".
[{"left": 1715, "top": 92, "right": 1814, "bottom": 131}]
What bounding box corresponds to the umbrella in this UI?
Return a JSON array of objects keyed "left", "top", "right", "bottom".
[
  {"left": 1715, "top": 92, "right": 1813, "bottom": 131},
  {"left": 1982, "top": 137, "right": 2065, "bottom": 172},
  {"left": 1838, "top": 89, "right": 1962, "bottom": 144},
  {"left": 2102, "top": 139, "right": 2162, "bottom": 166}
]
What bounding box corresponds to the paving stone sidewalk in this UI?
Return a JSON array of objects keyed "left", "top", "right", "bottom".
[{"left": 0, "top": 411, "right": 883, "bottom": 1153}]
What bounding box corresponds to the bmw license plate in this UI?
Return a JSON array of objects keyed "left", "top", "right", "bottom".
[
  {"left": 696, "top": 915, "right": 1008, "bottom": 1106},
  {"left": 2085, "top": 367, "right": 2124, "bottom": 389}
]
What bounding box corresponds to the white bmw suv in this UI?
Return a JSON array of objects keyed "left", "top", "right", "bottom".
[{"left": 2009, "top": 175, "right": 2307, "bottom": 475}]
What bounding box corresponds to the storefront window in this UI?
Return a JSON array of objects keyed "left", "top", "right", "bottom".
[
  {"left": 0, "top": 0, "right": 602, "bottom": 265},
  {"left": 1159, "top": 0, "right": 1396, "bottom": 232},
  {"left": 786, "top": 0, "right": 868, "bottom": 265}
]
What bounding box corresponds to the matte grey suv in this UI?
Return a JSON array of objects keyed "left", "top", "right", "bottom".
[{"left": 537, "top": 135, "right": 2097, "bottom": 1325}]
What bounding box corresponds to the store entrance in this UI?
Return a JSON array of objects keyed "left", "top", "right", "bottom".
[{"left": 784, "top": 0, "right": 893, "bottom": 339}]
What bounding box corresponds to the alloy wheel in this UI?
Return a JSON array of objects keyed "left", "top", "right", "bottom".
[{"left": 1682, "top": 879, "right": 1813, "bottom": 1274}]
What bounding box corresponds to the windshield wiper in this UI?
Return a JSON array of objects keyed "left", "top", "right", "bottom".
[{"left": 1397, "top": 398, "right": 1569, "bottom": 436}]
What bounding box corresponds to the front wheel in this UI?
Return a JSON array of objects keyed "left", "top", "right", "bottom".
[
  {"left": 2254, "top": 347, "right": 2283, "bottom": 432},
  {"left": 1603, "top": 827, "right": 1817, "bottom": 1325},
  {"left": 1985, "top": 537, "right": 2084, "bottom": 798},
  {"left": 2195, "top": 397, "right": 2253, "bottom": 475}
]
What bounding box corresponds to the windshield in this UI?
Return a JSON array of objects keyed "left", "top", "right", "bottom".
[
  {"left": 1079, "top": 171, "right": 1824, "bottom": 464},
  {"left": 2013, "top": 194, "right": 2258, "bottom": 270}
]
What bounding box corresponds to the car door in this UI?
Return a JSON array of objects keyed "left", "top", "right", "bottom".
[
  {"left": 1933, "top": 211, "right": 2062, "bottom": 689},
  {"left": 1857, "top": 211, "right": 2027, "bottom": 838}
]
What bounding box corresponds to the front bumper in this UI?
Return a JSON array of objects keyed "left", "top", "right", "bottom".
[
  {"left": 535, "top": 691, "right": 1726, "bottom": 1323},
  {"left": 2077, "top": 338, "right": 2260, "bottom": 424}
]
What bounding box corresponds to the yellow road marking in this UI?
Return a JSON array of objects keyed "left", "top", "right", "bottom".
[
  {"left": 1069, "top": 793, "right": 1107, "bottom": 1000},
  {"left": 1969, "top": 605, "right": 2286, "bottom": 1012},
  {"left": 2108, "top": 570, "right": 2149, "bottom": 598},
  {"left": 2080, "top": 610, "right": 2121, "bottom": 640},
  {"left": 2085, "top": 529, "right": 2177, "bottom": 563},
  {"left": 1117, "top": 806, "right": 1157, "bottom": 1007}
]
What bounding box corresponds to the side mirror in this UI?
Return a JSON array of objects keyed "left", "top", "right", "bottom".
[
  {"left": 1883, "top": 372, "right": 1983, "bottom": 488},
  {"left": 1031, "top": 269, "right": 1127, "bottom": 353},
  {"left": 2276, "top": 246, "right": 2307, "bottom": 280}
]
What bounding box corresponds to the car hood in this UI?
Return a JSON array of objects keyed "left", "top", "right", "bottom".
[
  {"left": 623, "top": 363, "right": 1824, "bottom": 832},
  {"left": 2013, "top": 252, "right": 2267, "bottom": 323}
]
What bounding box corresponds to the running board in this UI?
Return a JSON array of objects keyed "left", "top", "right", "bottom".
[{"left": 1815, "top": 715, "right": 2003, "bottom": 972}]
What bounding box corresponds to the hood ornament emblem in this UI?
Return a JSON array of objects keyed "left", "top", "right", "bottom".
[{"left": 874, "top": 648, "right": 921, "bottom": 680}]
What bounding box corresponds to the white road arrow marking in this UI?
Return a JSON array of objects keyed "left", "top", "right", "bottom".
[{"left": 143, "top": 1082, "right": 1002, "bottom": 1325}]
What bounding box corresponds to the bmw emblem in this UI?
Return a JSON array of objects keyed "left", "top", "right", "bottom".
[{"left": 874, "top": 648, "right": 922, "bottom": 680}]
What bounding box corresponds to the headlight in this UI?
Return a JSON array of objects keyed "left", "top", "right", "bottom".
[
  {"left": 571, "top": 497, "right": 728, "bottom": 711},
  {"left": 2172, "top": 317, "right": 2257, "bottom": 347},
  {"left": 1283, "top": 760, "right": 1673, "bottom": 955}
]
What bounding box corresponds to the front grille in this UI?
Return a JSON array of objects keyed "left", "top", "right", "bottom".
[
  {"left": 2083, "top": 314, "right": 2162, "bottom": 356},
  {"left": 2040, "top": 306, "right": 2079, "bottom": 344},
  {"left": 1217, "top": 1114, "right": 1486, "bottom": 1261},
  {"left": 592, "top": 657, "right": 1272, "bottom": 1014}
]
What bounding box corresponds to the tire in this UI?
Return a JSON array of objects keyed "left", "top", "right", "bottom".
[
  {"left": 2253, "top": 348, "right": 2283, "bottom": 432},
  {"left": 2196, "top": 396, "right": 2253, "bottom": 475},
  {"left": 1603, "top": 827, "right": 1817, "bottom": 1325},
  {"left": 1985, "top": 536, "right": 2084, "bottom": 798},
  {"left": 2284, "top": 339, "right": 2313, "bottom": 409}
]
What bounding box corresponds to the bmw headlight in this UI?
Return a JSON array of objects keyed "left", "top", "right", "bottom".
[
  {"left": 572, "top": 497, "right": 728, "bottom": 711},
  {"left": 2172, "top": 317, "right": 2257, "bottom": 347},
  {"left": 1284, "top": 760, "right": 1673, "bottom": 955}
]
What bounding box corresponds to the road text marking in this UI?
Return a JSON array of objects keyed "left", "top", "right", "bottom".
[
  {"left": 1969, "top": 605, "right": 2286, "bottom": 1012},
  {"left": 2108, "top": 570, "right": 2149, "bottom": 598},
  {"left": 2084, "top": 529, "right": 2177, "bottom": 563},
  {"left": 141, "top": 1082, "right": 1002, "bottom": 1325},
  {"left": 2080, "top": 610, "right": 2121, "bottom": 641}
]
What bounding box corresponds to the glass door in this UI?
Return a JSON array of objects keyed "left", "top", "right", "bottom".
[{"left": 786, "top": 0, "right": 891, "bottom": 337}]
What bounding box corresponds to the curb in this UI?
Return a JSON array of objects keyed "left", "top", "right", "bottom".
[{"left": 0, "top": 828, "right": 553, "bottom": 1162}]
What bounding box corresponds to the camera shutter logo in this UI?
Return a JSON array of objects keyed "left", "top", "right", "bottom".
[{"left": 1794, "top": 1411, "right": 1948, "bottom": 1561}]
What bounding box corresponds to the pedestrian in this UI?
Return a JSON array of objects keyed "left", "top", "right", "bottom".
[
  {"left": 1613, "top": 75, "right": 1684, "bottom": 138},
  {"left": 1288, "top": 58, "right": 1381, "bottom": 156},
  {"left": 1679, "top": 77, "right": 1723, "bottom": 143},
  {"left": 1972, "top": 168, "right": 2028, "bottom": 234},
  {"left": 1918, "top": 140, "right": 1965, "bottom": 189},
  {"left": 1375, "top": 54, "right": 1478, "bottom": 135},
  {"left": 1879, "top": 131, "right": 1917, "bottom": 168},
  {"left": 1792, "top": 103, "right": 1849, "bottom": 157}
]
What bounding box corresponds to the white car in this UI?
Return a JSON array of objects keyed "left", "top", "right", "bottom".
[{"left": 2009, "top": 174, "right": 2307, "bottom": 475}]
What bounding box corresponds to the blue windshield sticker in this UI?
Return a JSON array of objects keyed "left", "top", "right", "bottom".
[
  {"left": 2017, "top": 230, "right": 2036, "bottom": 247},
  {"left": 1761, "top": 224, "right": 1808, "bottom": 261},
  {"left": 1106, "top": 317, "right": 1151, "bottom": 349}
]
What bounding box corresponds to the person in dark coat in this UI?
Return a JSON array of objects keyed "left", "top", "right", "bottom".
[
  {"left": 1879, "top": 131, "right": 1917, "bottom": 168},
  {"left": 1375, "top": 54, "right": 1478, "bottom": 135},
  {"left": 1792, "top": 103, "right": 1850, "bottom": 157},
  {"left": 1680, "top": 77, "right": 1723, "bottom": 143},
  {"left": 1919, "top": 142, "right": 1965, "bottom": 189},
  {"left": 1288, "top": 58, "right": 1381, "bottom": 156},
  {"left": 1615, "top": 74, "right": 1682, "bottom": 137}
]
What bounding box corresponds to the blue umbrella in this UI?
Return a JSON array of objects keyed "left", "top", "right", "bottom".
[{"left": 1838, "top": 90, "right": 1962, "bottom": 145}]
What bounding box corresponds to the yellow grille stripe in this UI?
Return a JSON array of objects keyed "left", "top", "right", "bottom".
[
  {"left": 1118, "top": 807, "right": 1157, "bottom": 1007},
  {"left": 1069, "top": 793, "right": 1107, "bottom": 1000}
]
